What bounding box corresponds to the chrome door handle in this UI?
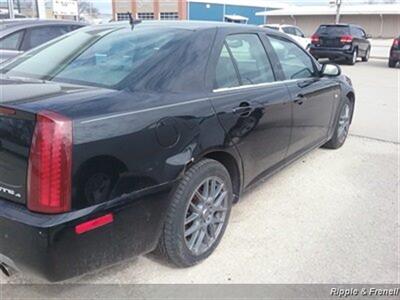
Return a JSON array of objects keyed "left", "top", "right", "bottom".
[{"left": 233, "top": 102, "right": 253, "bottom": 117}]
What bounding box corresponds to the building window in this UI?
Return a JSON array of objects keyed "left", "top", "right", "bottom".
[
  {"left": 116, "top": 13, "right": 131, "bottom": 21},
  {"left": 137, "top": 12, "right": 154, "bottom": 20},
  {"left": 160, "top": 12, "right": 179, "bottom": 20}
]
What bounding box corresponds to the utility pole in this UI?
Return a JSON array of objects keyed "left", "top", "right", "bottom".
[
  {"left": 7, "top": 0, "right": 14, "bottom": 19},
  {"left": 329, "top": 0, "right": 342, "bottom": 24},
  {"left": 334, "top": 0, "right": 342, "bottom": 24}
]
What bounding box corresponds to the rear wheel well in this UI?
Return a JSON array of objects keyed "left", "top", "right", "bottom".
[
  {"left": 75, "top": 156, "right": 127, "bottom": 206},
  {"left": 203, "top": 151, "right": 241, "bottom": 202}
]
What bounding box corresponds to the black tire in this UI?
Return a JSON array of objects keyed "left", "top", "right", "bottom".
[
  {"left": 323, "top": 98, "right": 353, "bottom": 149},
  {"left": 348, "top": 49, "right": 358, "bottom": 65},
  {"left": 389, "top": 59, "right": 397, "bottom": 68},
  {"left": 157, "top": 158, "right": 233, "bottom": 267},
  {"left": 362, "top": 47, "right": 370, "bottom": 62}
]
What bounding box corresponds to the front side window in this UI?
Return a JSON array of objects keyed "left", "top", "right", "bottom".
[
  {"left": 0, "top": 30, "right": 24, "bottom": 50},
  {"left": 225, "top": 34, "right": 275, "bottom": 85},
  {"left": 268, "top": 36, "right": 315, "bottom": 80},
  {"left": 215, "top": 44, "right": 239, "bottom": 89}
]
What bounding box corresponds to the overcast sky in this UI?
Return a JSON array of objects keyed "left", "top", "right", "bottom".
[{"left": 89, "top": 0, "right": 400, "bottom": 15}]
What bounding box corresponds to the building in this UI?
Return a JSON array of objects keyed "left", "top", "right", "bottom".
[
  {"left": 0, "top": 0, "right": 79, "bottom": 20},
  {"left": 113, "top": 0, "right": 187, "bottom": 21},
  {"left": 112, "top": 0, "right": 286, "bottom": 24},
  {"left": 256, "top": 4, "right": 400, "bottom": 38},
  {"left": 187, "top": 0, "right": 286, "bottom": 25}
]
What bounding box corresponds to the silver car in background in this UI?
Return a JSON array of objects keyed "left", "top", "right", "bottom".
[{"left": 0, "top": 19, "right": 86, "bottom": 63}]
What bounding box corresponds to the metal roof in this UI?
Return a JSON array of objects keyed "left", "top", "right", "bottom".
[{"left": 256, "top": 4, "right": 400, "bottom": 16}]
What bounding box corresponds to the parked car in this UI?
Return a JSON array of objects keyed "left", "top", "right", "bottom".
[
  {"left": 260, "top": 24, "right": 310, "bottom": 49},
  {"left": 0, "top": 19, "right": 86, "bottom": 63},
  {"left": 309, "top": 24, "right": 371, "bottom": 65},
  {"left": 0, "top": 22, "right": 355, "bottom": 281},
  {"left": 389, "top": 36, "right": 400, "bottom": 68}
]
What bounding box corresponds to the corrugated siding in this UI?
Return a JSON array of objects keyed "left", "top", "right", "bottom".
[
  {"left": 225, "top": 5, "right": 265, "bottom": 25},
  {"left": 189, "top": 2, "right": 224, "bottom": 21}
]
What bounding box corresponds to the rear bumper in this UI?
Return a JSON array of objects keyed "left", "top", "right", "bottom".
[
  {"left": 0, "top": 186, "right": 171, "bottom": 282},
  {"left": 310, "top": 46, "right": 353, "bottom": 60}
]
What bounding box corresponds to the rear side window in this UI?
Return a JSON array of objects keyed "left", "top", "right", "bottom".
[
  {"left": 282, "top": 27, "right": 296, "bottom": 36},
  {"left": 268, "top": 36, "right": 315, "bottom": 80},
  {"left": 225, "top": 34, "right": 275, "bottom": 85},
  {"left": 0, "top": 30, "right": 24, "bottom": 50},
  {"left": 215, "top": 44, "right": 240, "bottom": 89},
  {"left": 317, "top": 25, "right": 350, "bottom": 36},
  {"left": 24, "top": 26, "right": 69, "bottom": 50},
  {"left": 351, "top": 27, "right": 365, "bottom": 38}
]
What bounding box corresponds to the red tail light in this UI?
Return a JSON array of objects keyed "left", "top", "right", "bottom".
[
  {"left": 28, "top": 111, "right": 72, "bottom": 214},
  {"left": 393, "top": 38, "right": 399, "bottom": 47},
  {"left": 311, "top": 34, "right": 320, "bottom": 44},
  {"left": 340, "top": 35, "right": 353, "bottom": 43}
]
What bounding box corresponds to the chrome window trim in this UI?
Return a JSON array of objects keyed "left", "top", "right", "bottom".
[{"left": 212, "top": 79, "right": 300, "bottom": 93}]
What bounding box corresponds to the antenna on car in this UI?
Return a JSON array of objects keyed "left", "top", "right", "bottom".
[{"left": 127, "top": 12, "right": 141, "bottom": 30}]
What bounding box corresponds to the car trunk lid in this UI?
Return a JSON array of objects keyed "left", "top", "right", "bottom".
[{"left": 0, "top": 107, "right": 35, "bottom": 204}]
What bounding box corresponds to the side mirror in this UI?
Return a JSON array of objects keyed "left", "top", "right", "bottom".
[
  {"left": 321, "top": 63, "right": 341, "bottom": 77},
  {"left": 366, "top": 34, "right": 372, "bottom": 39}
]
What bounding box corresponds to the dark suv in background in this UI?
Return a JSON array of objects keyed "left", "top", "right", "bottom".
[
  {"left": 310, "top": 24, "right": 371, "bottom": 65},
  {"left": 389, "top": 36, "right": 400, "bottom": 68}
]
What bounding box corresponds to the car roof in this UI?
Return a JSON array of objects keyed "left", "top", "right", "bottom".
[
  {"left": 0, "top": 19, "right": 86, "bottom": 31},
  {"left": 319, "top": 23, "right": 363, "bottom": 28},
  {"left": 78, "top": 20, "right": 293, "bottom": 44},
  {"left": 103, "top": 20, "right": 267, "bottom": 31}
]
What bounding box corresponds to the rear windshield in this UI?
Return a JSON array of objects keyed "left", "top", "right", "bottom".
[
  {"left": 316, "top": 25, "right": 350, "bottom": 36},
  {"left": 0, "top": 26, "right": 192, "bottom": 89}
]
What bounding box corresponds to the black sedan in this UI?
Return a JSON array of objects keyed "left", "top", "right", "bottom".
[
  {"left": 0, "top": 19, "right": 86, "bottom": 63},
  {"left": 0, "top": 21, "right": 355, "bottom": 281}
]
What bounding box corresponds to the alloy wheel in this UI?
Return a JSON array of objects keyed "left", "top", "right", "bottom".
[
  {"left": 184, "top": 177, "right": 228, "bottom": 256},
  {"left": 337, "top": 103, "right": 351, "bottom": 143}
]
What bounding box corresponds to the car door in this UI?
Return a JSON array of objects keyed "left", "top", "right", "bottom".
[
  {"left": 266, "top": 35, "right": 341, "bottom": 158},
  {"left": 209, "top": 32, "right": 292, "bottom": 186}
]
